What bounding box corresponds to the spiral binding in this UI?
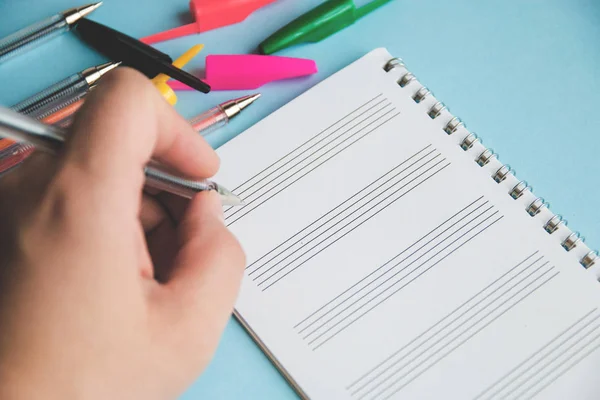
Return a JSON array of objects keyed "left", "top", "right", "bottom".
[{"left": 383, "top": 56, "right": 599, "bottom": 273}]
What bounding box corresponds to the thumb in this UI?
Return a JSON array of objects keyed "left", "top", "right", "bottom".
[{"left": 163, "top": 191, "right": 246, "bottom": 345}]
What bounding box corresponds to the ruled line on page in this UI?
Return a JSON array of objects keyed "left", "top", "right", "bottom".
[
  {"left": 295, "top": 195, "right": 490, "bottom": 333},
  {"left": 344, "top": 255, "right": 559, "bottom": 400},
  {"left": 300, "top": 203, "right": 498, "bottom": 340},
  {"left": 345, "top": 251, "right": 542, "bottom": 391},
  {"left": 480, "top": 310, "right": 600, "bottom": 400},
  {"left": 310, "top": 214, "right": 505, "bottom": 352},
  {"left": 225, "top": 109, "right": 401, "bottom": 226},
  {"left": 248, "top": 148, "right": 444, "bottom": 281},
  {"left": 523, "top": 339, "right": 600, "bottom": 400},
  {"left": 350, "top": 255, "right": 549, "bottom": 398},
  {"left": 230, "top": 98, "right": 392, "bottom": 202},
  {"left": 230, "top": 93, "right": 386, "bottom": 195},
  {"left": 246, "top": 144, "right": 435, "bottom": 273},
  {"left": 374, "top": 267, "right": 560, "bottom": 400},
  {"left": 257, "top": 159, "right": 451, "bottom": 291},
  {"left": 250, "top": 151, "right": 444, "bottom": 281}
]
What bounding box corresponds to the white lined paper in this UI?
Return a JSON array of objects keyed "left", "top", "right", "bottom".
[{"left": 213, "top": 48, "right": 600, "bottom": 399}]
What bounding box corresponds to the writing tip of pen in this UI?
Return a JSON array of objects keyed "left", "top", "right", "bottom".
[
  {"left": 237, "top": 93, "right": 261, "bottom": 110},
  {"left": 70, "top": 2, "right": 103, "bottom": 22},
  {"left": 222, "top": 195, "right": 244, "bottom": 207},
  {"left": 215, "top": 185, "right": 244, "bottom": 206},
  {"left": 83, "top": 2, "right": 103, "bottom": 13}
]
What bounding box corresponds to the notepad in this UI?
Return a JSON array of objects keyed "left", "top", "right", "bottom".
[{"left": 213, "top": 48, "right": 600, "bottom": 399}]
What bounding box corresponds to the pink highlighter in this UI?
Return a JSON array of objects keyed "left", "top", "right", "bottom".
[
  {"left": 141, "top": 0, "right": 278, "bottom": 44},
  {"left": 167, "top": 54, "right": 318, "bottom": 91}
]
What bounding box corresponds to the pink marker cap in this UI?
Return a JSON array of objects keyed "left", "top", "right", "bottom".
[
  {"left": 141, "top": 0, "right": 278, "bottom": 45},
  {"left": 168, "top": 54, "right": 318, "bottom": 91}
]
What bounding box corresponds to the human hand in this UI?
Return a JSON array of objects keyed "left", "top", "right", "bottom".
[{"left": 0, "top": 69, "right": 245, "bottom": 400}]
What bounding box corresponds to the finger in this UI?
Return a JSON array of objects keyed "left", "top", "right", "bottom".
[
  {"left": 140, "top": 194, "right": 182, "bottom": 282},
  {"left": 62, "top": 68, "right": 219, "bottom": 205},
  {"left": 140, "top": 192, "right": 189, "bottom": 232},
  {"left": 140, "top": 195, "right": 169, "bottom": 232},
  {"left": 0, "top": 151, "right": 58, "bottom": 212},
  {"left": 163, "top": 191, "right": 245, "bottom": 339},
  {"left": 145, "top": 219, "right": 179, "bottom": 283},
  {"left": 154, "top": 192, "right": 190, "bottom": 223}
]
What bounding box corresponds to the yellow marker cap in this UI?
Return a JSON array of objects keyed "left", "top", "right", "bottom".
[{"left": 152, "top": 44, "right": 204, "bottom": 105}]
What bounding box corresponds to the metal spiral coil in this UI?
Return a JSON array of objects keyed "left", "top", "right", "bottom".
[
  {"left": 460, "top": 133, "right": 479, "bottom": 150},
  {"left": 510, "top": 181, "right": 531, "bottom": 200},
  {"left": 413, "top": 87, "right": 431, "bottom": 103},
  {"left": 384, "top": 58, "right": 405, "bottom": 71},
  {"left": 428, "top": 102, "right": 447, "bottom": 119},
  {"left": 444, "top": 117, "right": 464, "bottom": 135},
  {"left": 544, "top": 215, "right": 566, "bottom": 234},
  {"left": 476, "top": 149, "right": 495, "bottom": 166},
  {"left": 581, "top": 251, "right": 599, "bottom": 269},
  {"left": 383, "top": 55, "right": 598, "bottom": 271},
  {"left": 492, "top": 165, "right": 512, "bottom": 183},
  {"left": 398, "top": 72, "right": 415, "bottom": 87},
  {"left": 562, "top": 232, "right": 584, "bottom": 252},
  {"left": 527, "top": 198, "right": 548, "bottom": 217}
]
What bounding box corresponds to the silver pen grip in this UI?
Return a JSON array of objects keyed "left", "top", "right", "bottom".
[
  {"left": 144, "top": 166, "right": 215, "bottom": 199},
  {"left": 10, "top": 74, "right": 88, "bottom": 119},
  {"left": 0, "top": 14, "right": 68, "bottom": 64}
]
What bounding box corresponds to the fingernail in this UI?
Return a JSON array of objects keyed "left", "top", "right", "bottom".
[{"left": 208, "top": 191, "right": 225, "bottom": 223}]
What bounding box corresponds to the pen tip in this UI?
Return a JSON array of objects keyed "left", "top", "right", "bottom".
[
  {"left": 230, "top": 196, "right": 245, "bottom": 206},
  {"left": 97, "top": 60, "right": 122, "bottom": 74},
  {"left": 216, "top": 185, "right": 244, "bottom": 206},
  {"left": 65, "top": 2, "right": 103, "bottom": 24},
  {"left": 81, "top": 2, "right": 103, "bottom": 15},
  {"left": 236, "top": 93, "right": 261, "bottom": 111}
]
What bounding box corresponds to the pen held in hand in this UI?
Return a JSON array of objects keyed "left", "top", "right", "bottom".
[{"left": 0, "top": 106, "right": 242, "bottom": 206}]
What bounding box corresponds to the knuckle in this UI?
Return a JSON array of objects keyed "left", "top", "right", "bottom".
[
  {"left": 100, "top": 67, "right": 147, "bottom": 89},
  {"left": 90, "top": 67, "right": 157, "bottom": 109}
]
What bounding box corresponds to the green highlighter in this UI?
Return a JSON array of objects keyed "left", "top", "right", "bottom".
[{"left": 258, "top": 0, "right": 393, "bottom": 55}]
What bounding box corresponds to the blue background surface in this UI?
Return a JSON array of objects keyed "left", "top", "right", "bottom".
[{"left": 1, "top": 0, "right": 599, "bottom": 398}]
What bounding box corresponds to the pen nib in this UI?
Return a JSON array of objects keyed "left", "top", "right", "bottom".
[
  {"left": 236, "top": 93, "right": 261, "bottom": 111},
  {"left": 83, "top": 61, "right": 122, "bottom": 86},
  {"left": 221, "top": 93, "right": 261, "bottom": 119},
  {"left": 63, "top": 2, "right": 103, "bottom": 25},
  {"left": 215, "top": 185, "right": 244, "bottom": 206},
  {"left": 96, "top": 61, "right": 121, "bottom": 75}
]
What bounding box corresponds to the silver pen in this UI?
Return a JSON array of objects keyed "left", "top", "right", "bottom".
[
  {"left": 0, "top": 106, "right": 242, "bottom": 206},
  {"left": 0, "top": 3, "right": 103, "bottom": 64},
  {"left": 11, "top": 61, "right": 121, "bottom": 119}
]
